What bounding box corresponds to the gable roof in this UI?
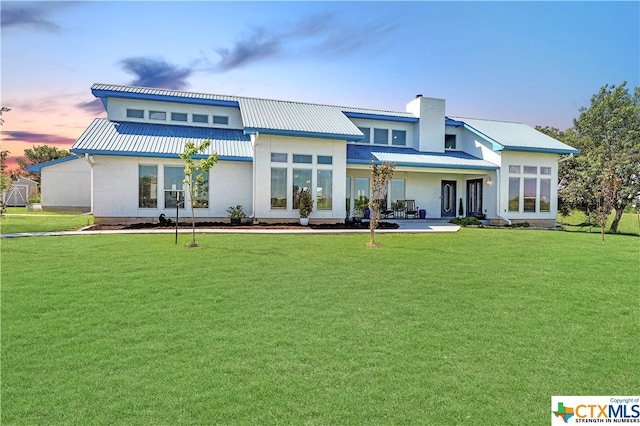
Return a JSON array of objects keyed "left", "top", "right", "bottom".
[
  {"left": 70, "top": 119, "right": 252, "bottom": 161},
  {"left": 450, "top": 117, "right": 579, "bottom": 154}
]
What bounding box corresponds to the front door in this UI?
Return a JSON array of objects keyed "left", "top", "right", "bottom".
[
  {"left": 466, "top": 179, "right": 483, "bottom": 217},
  {"left": 441, "top": 180, "right": 456, "bottom": 217}
]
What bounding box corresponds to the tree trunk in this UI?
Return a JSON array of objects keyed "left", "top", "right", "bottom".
[{"left": 609, "top": 206, "right": 625, "bottom": 233}]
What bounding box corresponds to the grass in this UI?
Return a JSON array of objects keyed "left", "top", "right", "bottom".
[
  {"left": 0, "top": 208, "right": 93, "bottom": 234},
  {"left": 558, "top": 211, "right": 640, "bottom": 236},
  {"left": 2, "top": 230, "right": 638, "bottom": 424}
]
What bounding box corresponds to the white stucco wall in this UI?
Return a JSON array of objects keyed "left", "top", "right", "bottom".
[
  {"left": 253, "top": 134, "right": 346, "bottom": 221},
  {"left": 405, "top": 96, "right": 445, "bottom": 153},
  {"left": 92, "top": 155, "right": 252, "bottom": 220},
  {"left": 41, "top": 158, "right": 91, "bottom": 210},
  {"left": 106, "top": 98, "right": 243, "bottom": 129}
]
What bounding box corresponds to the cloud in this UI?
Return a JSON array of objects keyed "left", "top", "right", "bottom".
[
  {"left": 1, "top": 2, "right": 62, "bottom": 32},
  {"left": 2, "top": 130, "right": 76, "bottom": 145},
  {"left": 76, "top": 99, "right": 105, "bottom": 115},
  {"left": 211, "top": 12, "right": 398, "bottom": 72},
  {"left": 119, "top": 57, "right": 192, "bottom": 90}
]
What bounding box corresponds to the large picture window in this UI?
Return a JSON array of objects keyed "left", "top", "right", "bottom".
[
  {"left": 190, "top": 170, "right": 209, "bottom": 208},
  {"left": 271, "top": 168, "right": 287, "bottom": 209},
  {"left": 139, "top": 165, "right": 157, "bottom": 208},
  {"left": 316, "top": 170, "right": 332, "bottom": 210},
  {"left": 523, "top": 178, "right": 537, "bottom": 212},
  {"left": 540, "top": 179, "right": 551, "bottom": 212},
  {"left": 164, "top": 166, "right": 185, "bottom": 208},
  {"left": 390, "top": 179, "right": 405, "bottom": 204},
  {"left": 508, "top": 178, "right": 520, "bottom": 212},
  {"left": 292, "top": 169, "right": 312, "bottom": 209},
  {"left": 354, "top": 177, "right": 370, "bottom": 213}
]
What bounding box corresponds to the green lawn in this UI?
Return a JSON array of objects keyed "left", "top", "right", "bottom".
[
  {"left": 1, "top": 208, "right": 93, "bottom": 234},
  {"left": 2, "top": 230, "right": 638, "bottom": 424},
  {"left": 558, "top": 211, "right": 640, "bottom": 236}
]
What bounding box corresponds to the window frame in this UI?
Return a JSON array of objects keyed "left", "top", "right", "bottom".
[
  {"left": 270, "top": 167, "right": 287, "bottom": 209},
  {"left": 192, "top": 114, "right": 209, "bottom": 124},
  {"left": 316, "top": 170, "right": 332, "bottom": 210},
  {"left": 138, "top": 165, "right": 158, "bottom": 208},
  {"left": 171, "top": 112, "right": 188, "bottom": 122},
  {"left": 445, "top": 134, "right": 457, "bottom": 150},
  {"left": 149, "top": 110, "right": 167, "bottom": 121},
  {"left": 212, "top": 115, "right": 229, "bottom": 125},
  {"left": 373, "top": 128, "right": 389, "bottom": 145}
]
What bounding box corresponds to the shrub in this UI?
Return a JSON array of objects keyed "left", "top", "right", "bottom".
[{"left": 449, "top": 217, "right": 482, "bottom": 227}]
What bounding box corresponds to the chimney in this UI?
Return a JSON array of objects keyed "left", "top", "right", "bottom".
[{"left": 406, "top": 95, "right": 445, "bottom": 153}]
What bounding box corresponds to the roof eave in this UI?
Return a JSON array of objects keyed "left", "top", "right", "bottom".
[
  {"left": 501, "top": 147, "right": 580, "bottom": 155},
  {"left": 244, "top": 127, "right": 361, "bottom": 141}
]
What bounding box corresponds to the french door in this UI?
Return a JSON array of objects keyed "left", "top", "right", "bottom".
[{"left": 441, "top": 180, "right": 457, "bottom": 217}]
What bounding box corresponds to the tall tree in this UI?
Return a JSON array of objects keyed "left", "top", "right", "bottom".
[
  {"left": 17, "top": 145, "right": 72, "bottom": 182},
  {"left": 367, "top": 158, "right": 395, "bottom": 248},
  {"left": 180, "top": 139, "right": 218, "bottom": 247},
  {"left": 573, "top": 82, "right": 640, "bottom": 233}
]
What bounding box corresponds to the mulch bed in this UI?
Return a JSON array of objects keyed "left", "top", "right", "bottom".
[{"left": 87, "top": 221, "right": 399, "bottom": 231}]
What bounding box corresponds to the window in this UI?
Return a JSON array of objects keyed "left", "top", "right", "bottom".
[
  {"left": 358, "top": 127, "right": 370, "bottom": 144},
  {"left": 213, "top": 115, "right": 229, "bottom": 125},
  {"left": 390, "top": 179, "right": 405, "bottom": 204},
  {"left": 317, "top": 170, "right": 332, "bottom": 210},
  {"left": 354, "top": 177, "right": 370, "bottom": 213},
  {"left": 193, "top": 114, "right": 209, "bottom": 123},
  {"left": 127, "top": 108, "right": 144, "bottom": 119},
  {"left": 373, "top": 128, "right": 388, "bottom": 145},
  {"left": 391, "top": 130, "right": 406, "bottom": 146},
  {"left": 509, "top": 165, "right": 521, "bottom": 173},
  {"left": 150, "top": 111, "right": 166, "bottom": 120},
  {"left": 508, "top": 178, "right": 520, "bottom": 212},
  {"left": 164, "top": 166, "right": 185, "bottom": 208},
  {"left": 317, "top": 155, "right": 333, "bottom": 165},
  {"left": 190, "top": 170, "right": 209, "bottom": 208},
  {"left": 524, "top": 166, "right": 537, "bottom": 174},
  {"left": 171, "top": 112, "right": 188, "bottom": 122},
  {"left": 293, "top": 154, "right": 312, "bottom": 164},
  {"left": 540, "top": 167, "right": 552, "bottom": 175},
  {"left": 138, "top": 165, "right": 157, "bottom": 208},
  {"left": 540, "top": 179, "right": 551, "bottom": 212},
  {"left": 271, "top": 153, "right": 288, "bottom": 162},
  {"left": 445, "top": 134, "right": 457, "bottom": 149},
  {"left": 271, "top": 168, "right": 287, "bottom": 209},
  {"left": 292, "top": 169, "right": 312, "bottom": 209},
  {"left": 523, "top": 178, "right": 537, "bottom": 212}
]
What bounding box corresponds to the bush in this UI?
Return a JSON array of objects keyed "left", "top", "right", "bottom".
[{"left": 449, "top": 217, "right": 482, "bottom": 227}]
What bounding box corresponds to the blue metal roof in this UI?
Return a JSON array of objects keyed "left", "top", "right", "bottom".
[
  {"left": 25, "top": 155, "right": 81, "bottom": 173},
  {"left": 347, "top": 144, "right": 498, "bottom": 170},
  {"left": 71, "top": 119, "right": 253, "bottom": 160},
  {"left": 450, "top": 116, "right": 580, "bottom": 154}
]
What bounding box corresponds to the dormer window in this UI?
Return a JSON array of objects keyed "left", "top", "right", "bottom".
[
  {"left": 445, "top": 134, "right": 456, "bottom": 150},
  {"left": 213, "top": 115, "right": 229, "bottom": 125},
  {"left": 126, "top": 108, "right": 144, "bottom": 119},
  {"left": 149, "top": 111, "right": 166, "bottom": 120}
]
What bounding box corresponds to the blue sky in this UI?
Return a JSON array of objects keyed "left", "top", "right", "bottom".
[{"left": 1, "top": 1, "right": 638, "bottom": 166}]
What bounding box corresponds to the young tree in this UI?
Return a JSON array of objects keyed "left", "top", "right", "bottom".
[
  {"left": 592, "top": 169, "right": 621, "bottom": 242},
  {"left": 17, "top": 145, "right": 72, "bottom": 182},
  {"left": 0, "top": 108, "right": 11, "bottom": 195},
  {"left": 180, "top": 139, "right": 218, "bottom": 247},
  {"left": 367, "top": 158, "right": 395, "bottom": 247}
]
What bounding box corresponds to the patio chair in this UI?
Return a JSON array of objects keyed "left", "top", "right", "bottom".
[
  {"left": 404, "top": 199, "right": 419, "bottom": 219},
  {"left": 374, "top": 199, "right": 394, "bottom": 219}
]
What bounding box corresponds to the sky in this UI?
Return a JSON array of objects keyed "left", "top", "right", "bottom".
[{"left": 1, "top": 1, "right": 638, "bottom": 169}]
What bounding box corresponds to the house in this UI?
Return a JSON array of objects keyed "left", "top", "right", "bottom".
[
  {"left": 34, "top": 83, "right": 579, "bottom": 225},
  {"left": 2, "top": 176, "right": 38, "bottom": 207}
]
